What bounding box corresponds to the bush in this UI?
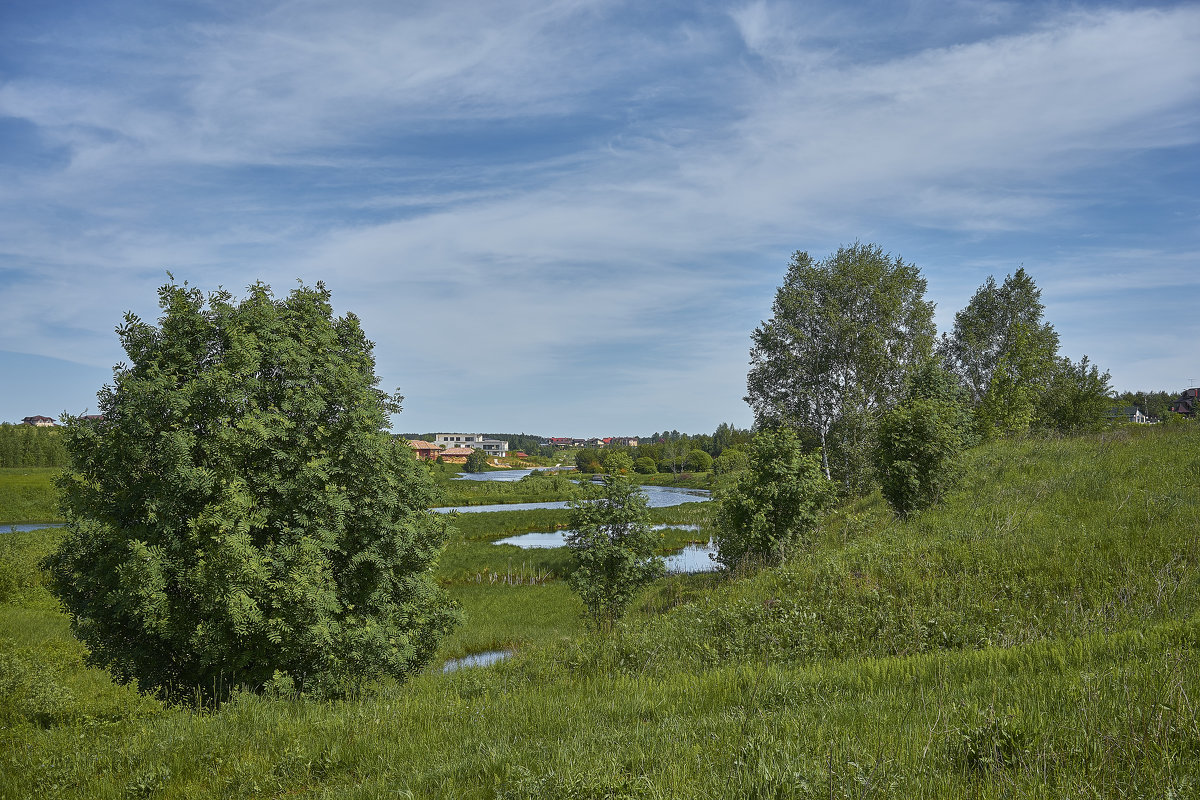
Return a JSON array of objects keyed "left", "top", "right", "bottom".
[
  {"left": 566, "top": 475, "right": 663, "bottom": 627},
  {"left": 601, "top": 451, "right": 634, "bottom": 475},
  {"left": 634, "top": 457, "right": 658, "bottom": 475},
  {"left": 715, "top": 428, "right": 832, "bottom": 568},
  {"left": 684, "top": 449, "right": 713, "bottom": 472},
  {"left": 1036, "top": 355, "right": 1112, "bottom": 434},
  {"left": 712, "top": 448, "right": 749, "bottom": 476},
  {"left": 875, "top": 398, "right": 965, "bottom": 518},
  {"left": 464, "top": 449, "right": 490, "bottom": 472},
  {"left": 43, "top": 281, "right": 459, "bottom": 700},
  {"left": 575, "top": 449, "right": 602, "bottom": 474}
]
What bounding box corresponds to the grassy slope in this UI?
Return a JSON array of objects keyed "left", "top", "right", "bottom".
[
  {"left": 1, "top": 427, "right": 1197, "bottom": 798},
  {"left": 0, "top": 468, "right": 62, "bottom": 524}
]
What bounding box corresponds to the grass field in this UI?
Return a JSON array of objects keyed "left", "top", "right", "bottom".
[
  {"left": 1, "top": 426, "right": 1197, "bottom": 797},
  {"left": 0, "top": 467, "right": 61, "bottom": 524}
]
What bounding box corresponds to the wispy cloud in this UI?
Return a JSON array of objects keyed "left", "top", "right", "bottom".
[{"left": 1, "top": 1, "right": 1197, "bottom": 430}]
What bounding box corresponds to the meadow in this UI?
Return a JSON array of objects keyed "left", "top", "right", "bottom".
[
  {"left": 0, "top": 426, "right": 1197, "bottom": 797},
  {"left": 0, "top": 468, "right": 62, "bottom": 524}
]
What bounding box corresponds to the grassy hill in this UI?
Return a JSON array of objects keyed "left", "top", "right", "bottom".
[{"left": 1, "top": 426, "right": 1197, "bottom": 797}]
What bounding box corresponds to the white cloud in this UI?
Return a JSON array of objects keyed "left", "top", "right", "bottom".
[{"left": 1, "top": 2, "right": 1198, "bottom": 429}]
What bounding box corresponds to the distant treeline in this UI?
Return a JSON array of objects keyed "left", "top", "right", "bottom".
[
  {"left": 0, "top": 424, "right": 68, "bottom": 467},
  {"left": 397, "top": 425, "right": 757, "bottom": 471},
  {"left": 1111, "top": 390, "right": 1179, "bottom": 420}
]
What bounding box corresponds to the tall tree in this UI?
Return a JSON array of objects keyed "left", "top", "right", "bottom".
[
  {"left": 44, "top": 280, "right": 459, "bottom": 700},
  {"left": 942, "top": 268, "right": 1060, "bottom": 411},
  {"left": 746, "top": 242, "right": 936, "bottom": 484}
]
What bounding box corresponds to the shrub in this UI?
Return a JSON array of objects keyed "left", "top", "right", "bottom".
[
  {"left": 43, "top": 280, "right": 459, "bottom": 700},
  {"left": 601, "top": 451, "right": 634, "bottom": 475},
  {"left": 875, "top": 398, "right": 965, "bottom": 518},
  {"left": 464, "top": 449, "right": 490, "bottom": 472},
  {"left": 684, "top": 449, "right": 713, "bottom": 472},
  {"left": 566, "top": 475, "right": 663, "bottom": 628},
  {"left": 715, "top": 428, "right": 832, "bottom": 568},
  {"left": 634, "top": 457, "right": 658, "bottom": 475},
  {"left": 712, "top": 448, "right": 749, "bottom": 476}
]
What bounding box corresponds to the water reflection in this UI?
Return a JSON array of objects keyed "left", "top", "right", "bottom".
[
  {"left": 453, "top": 467, "right": 573, "bottom": 482},
  {"left": 442, "top": 649, "right": 512, "bottom": 672},
  {"left": 494, "top": 524, "right": 701, "bottom": 549},
  {"left": 663, "top": 538, "right": 718, "bottom": 574},
  {"left": 492, "top": 525, "right": 718, "bottom": 574},
  {"left": 433, "top": 485, "right": 709, "bottom": 514}
]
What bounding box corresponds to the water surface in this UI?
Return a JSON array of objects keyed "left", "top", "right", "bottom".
[
  {"left": 3, "top": 523, "right": 66, "bottom": 534},
  {"left": 434, "top": 484, "right": 709, "bottom": 514},
  {"left": 442, "top": 649, "right": 512, "bottom": 672}
]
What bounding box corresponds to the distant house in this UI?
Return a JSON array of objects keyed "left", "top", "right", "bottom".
[
  {"left": 1107, "top": 406, "right": 1151, "bottom": 424},
  {"left": 21, "top": 415, "right": 55, "bottom": 427},
  {"left": 1170, "top": 388, "right": 1199, "bottom": 418},
  {"left": 546, "top": 437, "right": 574, "bottom": 448},
  {"left": 434, "top": 434, "right": 508, "bottom": 457},
  {"left": 439, "top": 447, "right": 476, "bottom": 464},
  {"left": 407, "top": 440, "right": 442, "bottom": 461},
  {"left": 609, "top": 437, "right": 639, "bottom": 447}
]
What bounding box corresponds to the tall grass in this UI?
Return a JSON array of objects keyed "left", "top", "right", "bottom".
[{"left": 0, "top": 467, "right": 62, "bottom": 524}]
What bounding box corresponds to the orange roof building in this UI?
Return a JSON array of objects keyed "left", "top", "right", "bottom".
[{"left": 407, "top": 440, "right": 443, "bottom": 461}]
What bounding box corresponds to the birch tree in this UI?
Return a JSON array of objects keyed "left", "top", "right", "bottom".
[{"left": 745, "top": 243, "right": 936, "bottom": 486}]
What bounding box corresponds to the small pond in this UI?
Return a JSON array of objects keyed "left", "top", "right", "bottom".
[
  {"left": 492, "top": 525, "right": 718, "bottom": 574},
  {"left": 494, "top": 524, "right": 701, "bottom": 549},
  {"left": 442, "top": 649, "right": 512, "bottom": 673},
  {"left": 662, "top": 538, "right": 718, "bottom": 574},
  {"left": 3, "top": 523, "right": 66, "bottom": 534}
]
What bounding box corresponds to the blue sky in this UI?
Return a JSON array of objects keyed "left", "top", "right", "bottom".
[{"left": 2, "top": 0, "right": 1198, "bottom": 436}]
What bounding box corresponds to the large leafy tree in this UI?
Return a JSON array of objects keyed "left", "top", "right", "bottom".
[
  {"left": 44, "top": 280, "right": 459, "bottom": 699},
  {"left": 565, "top": 475, "right": 663, "bottom": 628},
  {"left": 746, "top": 242, "right": 936, "bottom": 486},
  {"left": 942, "top": 268, "right": 1060, "bottom": 416}
]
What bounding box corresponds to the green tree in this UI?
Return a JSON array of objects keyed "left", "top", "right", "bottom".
[
  {"left": 942, "top": 268, "right": 1060, "bottom": 437},
  {"left": 565, "top": 475, "right": 663, "bottom": 628},
  {"left": 684, "top": 448, "right": 713, "bottom": 472},
  {"left": 575, "top": 448, "right": 602, "bottom": 474},
  {"left": 971, "top": 322, "right": 1056, "bottom": 440},
  {"left": 601, "top": 450, "right": 634, "bottom": 475},
  {"left": 43, "top": 280, "right": 459, "bottom": 700},
  {"left": 746, "top": 242, "right": 936, "bottom": 487},
  {"left": 875, "top": 398, "right": 965, "bottom": 518},
  {"left": 712, "top": 447, "right": 749, "bottom": 476},
  {"left": 1037, "top": 355, "right": 1112, "bottom": 434},
  {"left": 634, "top": 456, "right": 658, "bottom": 475},
  {"left": 715, "top": 428, "right": 832, "bottom": 569},
  {"left": 463, "top": 448, "right": 490, "bottom": 472}
]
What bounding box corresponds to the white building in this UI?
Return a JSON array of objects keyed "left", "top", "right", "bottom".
[{"left": 433, "top": 434, "right": 509, "bottom": 457}]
